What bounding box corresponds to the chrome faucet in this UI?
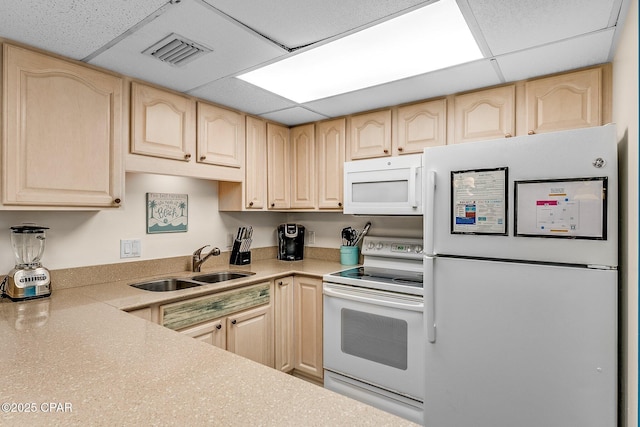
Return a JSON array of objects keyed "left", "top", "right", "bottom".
[{"left": 192, "top": 245, "right": 221, "bottom": 272}]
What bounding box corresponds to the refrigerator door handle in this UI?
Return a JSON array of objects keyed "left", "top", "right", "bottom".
[
  {"left": 425, "top": 170, "right": 436, "bottom": 255},
  {"left": 424, "top": 254, "right": 436, "bottom": 343}
]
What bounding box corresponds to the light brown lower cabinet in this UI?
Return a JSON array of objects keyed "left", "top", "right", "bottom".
[
  {"left": 158, "top": 281, "right": 274, "bottom": 368},
  {"left": 293, "top": 276, "right": 324, "bottom": 381},
  {"left": 275, "top": 276, "right": 323, "bottom": 383}
]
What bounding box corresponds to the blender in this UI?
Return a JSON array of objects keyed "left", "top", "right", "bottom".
[{"left": 2, "top": 224, "right": 51, "bottom": 301}]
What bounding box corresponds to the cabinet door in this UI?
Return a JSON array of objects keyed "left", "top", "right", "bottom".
[
  {"left": 290, "top": 124, "right": 315, "bottom": 209},
  {"left": 245, "top": 116, "right": 267, "bottom": 209},
  {"left": 196, "top": 102, "right": 244, "bottom": 168},
  {"left": 293, "top": 276, "right": 323, "bottom": 380},
  {"left": 181, "top": 318, "right": 226, "bottom": 349},
  {"left": 227, "top": 304, "right": 274, "bottom": 368},
  {"left": 267, "top": 123, "right": 290, "bottom": 209},
  {"left": 2, "top": 44, "right": 123, "bottom": 207},
  {"left": 524, "top": 68, "right": 601, "bottom": 135},
  {"left": 396, "top": 99, "right": 446, "bottom": 154},
  {"left": 316, "top": 118, "right": 345, "bottom": 210},
  {"left": 348, "top": 109, "right": 392, "bottom": 160},
  {"left": 452, "top": 85, "right": 515, "bottom": 144},
  {"left": 131, "top": 82, "right": 195, "bottom": 161},
  {"left": 274, "top": 277, "right": 295, "bottom": 372}
]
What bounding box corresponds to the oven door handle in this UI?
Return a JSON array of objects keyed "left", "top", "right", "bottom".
[{"left": 323, "top": 286, "right": 424, "bottom": 312}]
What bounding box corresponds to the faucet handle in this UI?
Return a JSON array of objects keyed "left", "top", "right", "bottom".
[{"left": 193, "top": 245, "right": 210, "bottom": 257}]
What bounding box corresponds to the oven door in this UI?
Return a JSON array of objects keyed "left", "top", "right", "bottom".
[{"left": 323, "top": 282, "right": 424, "bottom": 400}]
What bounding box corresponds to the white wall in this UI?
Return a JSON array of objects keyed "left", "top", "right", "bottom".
[
  {"left": 0, "top": 172, "right": 423, "bottom": 272},
  {"left": 0, "top": 173, "right": 286, "bottom": 271},
  {"left": 612, "top": 0, "right": 638, "bottom": 425}
]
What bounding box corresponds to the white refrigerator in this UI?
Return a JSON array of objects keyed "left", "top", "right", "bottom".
[{"left": 422, "top": 125, "right": 618, "bottom": 427}]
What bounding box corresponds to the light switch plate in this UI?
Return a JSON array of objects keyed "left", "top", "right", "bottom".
[{"left": 120, "top": 239, "right": 141, "bottom": 258}]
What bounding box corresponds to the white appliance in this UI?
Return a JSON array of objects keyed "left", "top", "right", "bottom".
[
  {"left": 343, "top": 154, "right": 423, "bottom": 215},
  {"left": 423, "top": 125, "right": 618, "bottom": 427},
  {"left": 323, "top": 236, "right": 424, "bottom": 424}
]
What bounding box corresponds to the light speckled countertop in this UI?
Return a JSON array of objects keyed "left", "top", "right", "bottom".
[{"left": 0, "top": 259, "right": 418, "bottom": 426}]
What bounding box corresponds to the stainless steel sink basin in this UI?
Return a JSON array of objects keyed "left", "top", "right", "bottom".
[
  {"left": 130, "top": 278, "right": 202, "bottom": 292},
  {"left": 191, "top": 271, "right": 255, "bottom": 283}
]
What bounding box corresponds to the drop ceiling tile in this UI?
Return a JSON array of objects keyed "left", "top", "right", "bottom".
[
  {"left": 305, "top": 59, "right": 501, "bottom": 117},
  {"left": 189, "top": 77, "right": 296, "bottom": 115},
  {"left": 88, "top": 0, "right": 286, "bottom": 93},
  {"left": 496, "top": 29, "right": 616, "bottom": 82},
  {"left": 202, "top": 0, "right": 434, "bottom": 48},
  {"left": 0, "top": 0, "right": 168, "bottom": 59},
  {"left": 467, "top": 0, "right": 617, "bottom": 55},
  {"left": 260, "top": 107, "right": 329, "bottom": 126}
]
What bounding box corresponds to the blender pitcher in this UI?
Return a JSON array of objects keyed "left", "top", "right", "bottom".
[
  {"left": 3, "top": 224, "right": 52, "bottom": 301},
  {"left": 11, "top": 224, "right": 48, "bottom": 268}
]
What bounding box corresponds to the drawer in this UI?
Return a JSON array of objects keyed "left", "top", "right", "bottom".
[{"left": 160, "top": 282, "right": 270, "bottom": 330}]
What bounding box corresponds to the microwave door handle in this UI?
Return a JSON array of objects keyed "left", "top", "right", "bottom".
[{"left": 408, "top": 166, "right": 418, "bottom": 208}]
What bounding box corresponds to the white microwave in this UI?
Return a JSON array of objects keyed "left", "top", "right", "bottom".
[{"left": 343, "top": 154, "right": 423, "bottom": 215}]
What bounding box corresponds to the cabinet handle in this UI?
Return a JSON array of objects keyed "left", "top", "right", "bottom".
[
  {"left": 200, "top": 155, "right": 206, "bottom": 161},
  {"left": 249, "top": 201, "right": 254, "bottom": 207},
  {"left": 184, "top": 153, "right": 192, "bottom": 160},
  {"left": 113, "top": 198, "right": 121, "bottom": 205},
  {"left": 231, "top": 319, "right": 237, "bottom": 325},
  {"left": 528, "top": 130, "right": 535, "bottom": 135},
  {"left": 278, "top": 281, "right": 284, "bottom": 286},
  {"left": 505, "top": 133, "right": 512, "bottom": 138},
  {"left": 383, "top": 149, "right": 389, "bottom": 154},
  {"left": 270, "top": 203, "right": 275, "bottom": 207},
  {"left": 338, "top": 202, "right": 342, "bottom": 207},
  {"left": 398, "top": 147, "right": 403, "bottom": 151},
  {"left": 215, "top": 324, "right": 222, "bottom": 330}
]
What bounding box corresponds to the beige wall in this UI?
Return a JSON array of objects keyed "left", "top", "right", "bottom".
[{"left": 612, "top": 0, "right": 638, "bottom": 425}]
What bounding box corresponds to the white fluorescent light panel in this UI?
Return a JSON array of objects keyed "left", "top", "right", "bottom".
[{"left": 238, "top": 0, "right": 483, "bottom": 103}]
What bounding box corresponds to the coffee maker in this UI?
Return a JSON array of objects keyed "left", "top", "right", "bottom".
[
  {"left": 2, "top": 224, "right": 51, "bottom": 301},
  {"left": 277, "top": 224, "right": 305, "bottom": 261}
]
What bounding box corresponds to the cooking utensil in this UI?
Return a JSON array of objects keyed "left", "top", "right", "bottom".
[{"left": 353, "top": 222, "right": 371, "bottom": 246}]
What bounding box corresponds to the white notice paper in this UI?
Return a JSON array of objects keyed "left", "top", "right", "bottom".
[
  {"left": 451, "top": 168, "right": 507, "bottom": 235},
  {"left": 515, "top": 178, "right": 607, "bottom": 239}
]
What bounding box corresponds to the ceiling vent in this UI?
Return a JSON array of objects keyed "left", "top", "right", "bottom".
[{"left": 143, "top": 33, "right": 212, "bottom": 67}]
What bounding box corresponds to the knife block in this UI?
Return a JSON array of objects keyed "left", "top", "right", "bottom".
[{"left": 230, "top": 239, "right": 251, "bottom": 265}]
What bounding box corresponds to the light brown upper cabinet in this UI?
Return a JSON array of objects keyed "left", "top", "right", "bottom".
[
  {"left": 290, "top": 124, "right": 316, "bottom": 209},
  {"left": 348, "top": 109, "right": 392, "bottom": 160},
  {"left": 2, "top": 43, "right": 123, "bottom": 208},
  {"left": 395, "top": 99, "right": 447, "bottom": 154},
  {"left": 451, "top": 85, "right": 515, "bottom": 144},
  {"left": 196, "top": 102, "right": 245, "bottom": 169},
  {"left": 316, "top": 118, "right": 346, "bottom": 210},
  {"left": 131, "top": 81, "right": 195, "bottom": 161},
  {"left": 267, "top": 123, "right": 291, "bottom": 210},
  {"left": 244, "top": 116, "right": 268, "bottom": 209},
  {"left": 522, "top": 67, "right": 604, "bottom": 135}
]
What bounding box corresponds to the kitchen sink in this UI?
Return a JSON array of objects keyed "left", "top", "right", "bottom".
[
  {"left": 191, "top": 271, "right": 255, "bottom": 283},
  {"left": 130, "top": 271, "right": 255, "bottom": 291},
  {"left": 130, "top": 278, "right": 202, "bottom": 292}
]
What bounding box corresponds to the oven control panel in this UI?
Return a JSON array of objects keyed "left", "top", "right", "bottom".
[{"left": 361, "top": 236, "right": 423, "bottom": 260}]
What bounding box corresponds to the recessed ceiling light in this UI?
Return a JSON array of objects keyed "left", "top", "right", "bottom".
[{"left": 238, "top": 0, "right": 482, "bottom": 103}]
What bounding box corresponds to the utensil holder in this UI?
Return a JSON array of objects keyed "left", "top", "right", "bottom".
[
  {"left": 230, "top": 239, "right": 251, "bottom": 265},
  {"left": 340, "top": 245, "right": 359, "bottom": 265}
]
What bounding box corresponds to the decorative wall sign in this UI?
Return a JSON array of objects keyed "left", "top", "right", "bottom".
[{"left": 146, "top": 193, "right": 188, "bottom": 234}]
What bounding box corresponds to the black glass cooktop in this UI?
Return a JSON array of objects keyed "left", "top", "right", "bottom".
[{"left": 330, "top": 266, "right": 423, "bottom": 288}]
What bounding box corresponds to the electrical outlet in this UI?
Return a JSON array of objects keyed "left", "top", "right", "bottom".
[
  {"left": 308, "top": 230, "right": 316, "bottom": 245},
  {"left": 226, "top": 233, "right": 234, "bottom": 249},
  {"left": 120, "top": 239, "right": 141, "bottom": 258}
]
